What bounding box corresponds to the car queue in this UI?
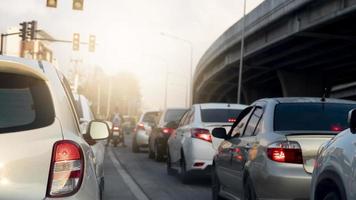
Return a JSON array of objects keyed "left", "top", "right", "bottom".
[{"left": 140, "top": 97, "right": 356, "bottom": 200}]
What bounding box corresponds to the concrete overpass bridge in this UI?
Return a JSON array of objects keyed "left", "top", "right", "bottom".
[{"left": 193, "top": 0, "right": 356, "bottom": 104}]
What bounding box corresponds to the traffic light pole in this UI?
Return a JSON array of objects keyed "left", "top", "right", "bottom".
[{"left": 0, "top": 32, "right": 21, "bottom": 55}]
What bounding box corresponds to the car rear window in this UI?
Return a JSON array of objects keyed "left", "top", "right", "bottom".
[
  {"left": 142, "top": 112, "right": 160, "bottom": 123},
  {"left": 201, "top": 109, "right": 242, "bottom": 123},
  {"left": 0, "top": 73, "right": 55, "bottom": 133},
  {"left": 164, "top": 109, "right": 187, "bottom": 122},
  {"left": 274, "top": 103, "right": 356, "bottom": 132}
]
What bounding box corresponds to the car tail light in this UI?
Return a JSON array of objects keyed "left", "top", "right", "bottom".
[
  {"left": 191, "top": 128, "right": 212, "bottom": 142},
  {"left": 162, "top": 127, "right": 174, "bottom": 135},
  {"left": 136, "top": 123, "right": 145, "bottom": 131},
  {"left": 46, "top": 140, "right": 84, "bottom": 197},
  {"left": 228, "top": 118, "right": 236, "bottom": 122},
  {"left": 267, "top": 141, "right": 303, "bottom": 164}
]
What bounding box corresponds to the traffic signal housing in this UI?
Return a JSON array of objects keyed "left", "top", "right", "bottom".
[
  {"left": 73, "top": 0, "right": 84, "bottom": 10},
  {"left": 89, "top": 35, "right": 95, "bottom": 52},
  {"left": 73, "top": 33, "right": 80, "bottom": 51},
  {"left": 46, "top": 0, "right": 57, "bottom": 8},
  {"left": 29, "top": 21, "right": 37, "bottom": 40},
  {"left": 19, "top": 22, "right": 28, "bottom": 41}
]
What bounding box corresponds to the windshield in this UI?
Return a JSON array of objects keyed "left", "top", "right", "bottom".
[
  {"left": 164, "top": 109, "right": 187, "bottom": 122},
  {"left": 274, "top": 103, "right": 356, "bottom": 132},
  {"left": 201, "top": 109, "right": 243, "bottom": 123},
  {"left": 142, "top": 112, "right": 160, "bottom": 124}
]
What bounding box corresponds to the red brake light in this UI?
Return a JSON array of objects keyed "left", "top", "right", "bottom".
[
  {"left": 330, "top": 124, "right": 342, "bottom": 132},
  {"left": 113, "top": 126, "right": 119, "bottom": 131},
  {"left": 267, "top": 141, "right": 303, "bottom": 164},
  {"left": 47, "top": 140, "right": 84, "bottom": 197},
  {"left": 191, "top": 128, "right": 212, "bottom": 142},
  {"left": 228, "top": 118, "right": 236, "bottom": 123},
  {"left": 162, "top": 127, "right": 174, "bottom": 135},
  {"left": 136, "top": 123, "right": 145, "bottom": 131}
]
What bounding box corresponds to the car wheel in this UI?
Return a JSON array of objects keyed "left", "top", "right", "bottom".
[
  {"left": 180, "top": 153, "right": 190, "bottom": 184},
  {"left": 166, "top": 149, "right": 174, "bottom": 175},
  {"left": 212, "top": 166, "right": 224, "bottom": 200},
  {"left": 323, "top": 191, "right": 340, "bottom": 200},
  {"left": 132, "top": 136, "right": 139, "bottom": 153},
  {"left": 154, "top": 142, "right": 163, "bottom": 162},
  {"left": 244, "top": 177, "right": 256, "bottom": 200}
]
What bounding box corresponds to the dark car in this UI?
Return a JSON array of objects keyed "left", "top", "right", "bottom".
[{"left": 148, "top": 108, "right": 187, "bottom": 161}]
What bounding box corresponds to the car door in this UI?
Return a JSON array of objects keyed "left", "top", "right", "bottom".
[
  {"left": 230, "top": 105, "right": 264, "bottom": 198},
  {"left": 216, "top": 106, "right": 254, "bottom": 194},
  {"left": 170, "top": 110, "right": 190, "bottom": 164}
]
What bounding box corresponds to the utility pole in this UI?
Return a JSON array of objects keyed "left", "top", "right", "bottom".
[{"left": 237, "top": 0, "right": 247, "bottom": 104}]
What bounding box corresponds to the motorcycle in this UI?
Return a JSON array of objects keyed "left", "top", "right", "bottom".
[{"left": 111, "top": 125, "right": 124, "bottom": 147}]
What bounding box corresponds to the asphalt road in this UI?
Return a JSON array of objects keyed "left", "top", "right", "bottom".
[{"left": 103, "top": 134, "right": 211, "bottom": 200}]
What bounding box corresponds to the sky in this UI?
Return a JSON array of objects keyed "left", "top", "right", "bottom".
[{"left": 0, "top": 0, "right": 264, "bottom": 110}]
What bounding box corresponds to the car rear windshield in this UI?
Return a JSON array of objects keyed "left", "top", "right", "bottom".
[
  {"left": 201, "top": 109, "right": 242, "bottom": 123},
  {"left": 274, "top": 103, "right": 356, "bottom": 132},
  {"left": 142, "top": 112, "right": 160, "bottom": 123},
  {"left": 164, "top": 109, "right": 187, "bottom": 122},
  {"left": 0, "top": 73, "right": 55, "bottom": 133}
]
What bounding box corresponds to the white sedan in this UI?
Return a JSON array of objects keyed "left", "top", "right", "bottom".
[{"left": 167, "top": 103, "right": 246, "bottom": 183}]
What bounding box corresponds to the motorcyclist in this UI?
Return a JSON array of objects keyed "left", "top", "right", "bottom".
[{"left": 107, "top": 107, "right": 126, "bottom": 147}]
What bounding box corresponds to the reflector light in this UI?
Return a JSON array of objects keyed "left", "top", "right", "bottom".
[
  {"left": 191, "top": 128, "right": 212, "bottom": 142},
  {"left": 330, "top": 124, "right": 342, "bottom": 132},
  {"left": 193, "top": 162, "right": 205, "bottom": 167},
  {"left": 267, "top": 141, "right": 303, "bottom": 164},
  {"left": 113, "top": 126, "right": 119, "bottom": 131},
  {"left": 47, "top": 140, "right": 84, "bottom": 197}
]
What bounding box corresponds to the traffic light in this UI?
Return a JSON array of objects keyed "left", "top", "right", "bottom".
[
  {"left": 29, "top": 20, "right": 37, "bottom": 40},
  {"left": 46, "top": 0, "right": 57, "bottom": 8},
  {"left": 89, "top": 35, "right": 95, "bottom": 52},
  {"left": 72, "top": 0, "right": 84, "bottom": 10},
  {"left": 19, "top": 22, "right": 28, "bottom": 41},
  {"left": 73, "top": 33, "right": 80, "bottom": 51}
]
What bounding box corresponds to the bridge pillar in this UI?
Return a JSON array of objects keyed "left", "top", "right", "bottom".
[{"left": 277, "top": 70, "right": 324, "bottom": 97}]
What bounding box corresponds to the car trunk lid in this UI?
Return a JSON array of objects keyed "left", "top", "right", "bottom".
[
  {"left": 284, "top": 132, "right": 336, "bottom": 174},
  {"left": 0, "top": 119, "right": 63, "bottom": 200}
]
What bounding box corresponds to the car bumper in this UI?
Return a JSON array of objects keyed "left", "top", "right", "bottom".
[
  {"left": 184, "top": 138, "right": 215, "bottom": 172},
  {"left": 253, "top": 160, "right": 311, "bottom": 200}
]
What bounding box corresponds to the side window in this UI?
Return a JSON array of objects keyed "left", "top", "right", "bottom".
[
  {"left": 243, "top": 107, "right": 263, "bottom": 137},
  {"left": 231, "top": 109, "right": 253, "bottom": 137},
  {"left": 179, "top": 111, "right": 189, "bottom": 127}
]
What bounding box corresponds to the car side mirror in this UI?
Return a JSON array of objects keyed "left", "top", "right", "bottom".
[
  {"left": 166, "top": 121, "right": 179, "bottom": 129},
  {"left": 84, "top": 120, "right": 110, "bottom": 145},
  {"left": 212, "top": 128, "right": 227, "bottom": 139},
  {"left": 348, "top": 109, "right": 356, "bottom": 133}
]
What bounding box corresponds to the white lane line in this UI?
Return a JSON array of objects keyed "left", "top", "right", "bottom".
[{"left": 108, "top": 148, "right": 150, "bottom": 200}]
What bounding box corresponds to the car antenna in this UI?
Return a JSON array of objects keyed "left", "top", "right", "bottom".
[{"left": 321, "top": 88, "right": 330, "bottom": 102}]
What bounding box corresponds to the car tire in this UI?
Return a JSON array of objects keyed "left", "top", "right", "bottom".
[
  {"left": 180, "top": 153, "right": 190, "bottom": 184},
  {"left": 244, "top": 177, "right": 256, "bottom": 200},
  {"left": 322, "top": 191, "right": 340, "bottom": 200},
  {"left": 166, "top": 149, "right": 175, "bottom": 175},
  {"left": 154, "top": 142, "right": 163, "bottom": 162},
  {"left": 132, "top": 136, "right": 139, "bottom": 153},
  {"left": 212, "top": 166, "right": 224, "bottom": 200}
]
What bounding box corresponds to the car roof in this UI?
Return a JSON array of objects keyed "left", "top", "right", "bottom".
[
  {"left": 261, "top": 97, "right": 356, "bottom": 104},
  {"left": 196, "top": 103, "right": 247, "bottom": 110},
  {"left": 0, "top": 55, "right": 50, "bottom": 81}
]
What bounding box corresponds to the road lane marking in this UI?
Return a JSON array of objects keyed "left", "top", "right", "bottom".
[{"left": 108, "top": 148, "right": 150, "bottom": 200}]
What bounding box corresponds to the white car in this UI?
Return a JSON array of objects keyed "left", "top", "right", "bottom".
[
  {"left": 132, "top": 111, "right": 160, "bottom": 152},
  {"left": 167, "top": 103, "right": 246, "bottom": 183},
  {"left": 0, "top": 56, "right": 109, "bottom": 200},
  {"left": 74, "top": 94, "right": 106, "bottom": 196}
]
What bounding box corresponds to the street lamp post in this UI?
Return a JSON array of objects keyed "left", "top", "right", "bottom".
[
  {"left": 237, "top": 0, "right": 247, "bottom": 104},
  {"left": 160, "top": 32, "right": 193, "bottom": 107}
]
